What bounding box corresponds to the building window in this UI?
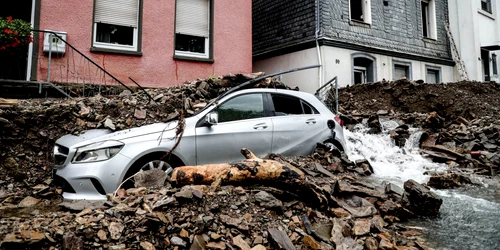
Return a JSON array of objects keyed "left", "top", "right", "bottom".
[
  {"left": 352, "top": 53, "right": 376, "bottom": 84},
  {"left": 421, "top": 0, "right": 437, "bottom": 39},
  {"left": 175, "top": 0, "right": 212, "bottom": 59},
  {"left": 350, "top": 0, "right": 372, "bottom": 24},
  {"left": 426, "top": 66, "right": 441, "bottom": 83},
  {"left": 93, "top": 0, "right": 141, "bottom": 52},
  {"left": 393, "top": 61, "right": 412, "bottom": 80},
  {"left": 482, "top": 0, "right": 492, "bottom": 13}
]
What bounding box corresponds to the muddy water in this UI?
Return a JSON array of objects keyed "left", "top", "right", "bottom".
[{"left": 344, "top": 121, "right": 500, "bottom": 250}]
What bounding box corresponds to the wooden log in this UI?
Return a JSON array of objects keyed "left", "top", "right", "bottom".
[
  {"left": 0, "top": 98, "right": 18, "bottom": 108},
  {"left": 171, "top": 148, "right": 305, "bottom": 185},
  {"left": 170, "top": 148, "right": 330, "bottom": 207}
]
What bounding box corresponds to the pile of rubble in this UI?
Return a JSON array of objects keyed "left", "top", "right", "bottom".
[
  {"left": 0, "top": 149, "right": 442, "bottom": 249},
  {"left": 338, "top": 79, "right": 500, "bottom": 121},
  {"left": 0, "top": 73, "right": 290, "bottom": 195}
]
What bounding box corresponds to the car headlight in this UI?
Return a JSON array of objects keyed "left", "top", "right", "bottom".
[{"left": 72, "top": 140, "right": 124, "bottom": 163}]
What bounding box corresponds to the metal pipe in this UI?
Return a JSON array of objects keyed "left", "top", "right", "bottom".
[
  {"left": 216, "top": 65, "right": 321, "bottom": 101},
  {"left": 129, "top": 77, "right": 156, "bottom": 103},
  {"left": 189, "top": 65, "right": 322, "bottom": 116},
  {"left": 47, "top": 34, "right": 52, "bottom": 83},
  {"left": 315, "top": 0, "right": 323, "bottom": 90}
]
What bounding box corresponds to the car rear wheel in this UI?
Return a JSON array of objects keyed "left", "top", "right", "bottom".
[{"left": 314, "top": 139, "right": 343, "bottom": 156}]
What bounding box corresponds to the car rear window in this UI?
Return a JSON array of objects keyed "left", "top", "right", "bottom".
[{"left": 271, "top": 94, "right": 318, "bottom": 115}]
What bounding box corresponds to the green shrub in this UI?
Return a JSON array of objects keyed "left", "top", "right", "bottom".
[{"left": 0, "top": 16, "right": 32, "bottom": 52}]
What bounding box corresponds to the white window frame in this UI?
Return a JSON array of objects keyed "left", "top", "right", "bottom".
[
  {"left": 354, "top": 66, "right": 367, "bottom": 84},
  {"left": 349, "top": 0, "right": 372, "bottom": 24},
  {"left": 392, "top": 60, "right": 412, "bottom": 80},
  {"left": 425, "top": 65, "right": 441, "bottom": 83},
  {"left": 421, "top": 0, "right": 437, "bottom": 39},
  {"left": 92, "top": 0, "right": 140, "bottom": 52},
  {"left": 175, "top": 0, "right": 211, "bottom": 59}
]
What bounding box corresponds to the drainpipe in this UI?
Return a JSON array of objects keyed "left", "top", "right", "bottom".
[{"left": 315, "top": 0, "right": 323, "bottom": 90}]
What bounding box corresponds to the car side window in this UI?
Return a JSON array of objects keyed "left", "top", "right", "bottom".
[
  {"left": 302, "top": 102, "right": 315, "bottom": 114},
  {"left": 271, "top": 94, "right": 318, "bottom": 115},
  {"left": 217, "top": 94, "right": 265, "bottom": 123}
]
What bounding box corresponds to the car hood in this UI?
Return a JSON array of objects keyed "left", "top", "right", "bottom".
[{"left": 56, "top": 122, "right": 178, "bottom": 149}]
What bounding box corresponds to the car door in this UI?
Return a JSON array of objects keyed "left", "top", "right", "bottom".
[
  {"left": 269, "top": 93, "right": 325, "bottom": 156},
  {"left": 195, "top": 93, "right": 273, "bottom": 164}
]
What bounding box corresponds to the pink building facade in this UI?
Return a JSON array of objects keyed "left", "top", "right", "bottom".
[{"left": 28, "top": 0, "right": 252, "bottom": 88}]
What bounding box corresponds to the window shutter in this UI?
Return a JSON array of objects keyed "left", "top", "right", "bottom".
[
  {"left": 176, "top": 0, "right": 209, "bottom": 38},
  {"left": 94, "top": 0, "right": 139, "bottom": 28}
]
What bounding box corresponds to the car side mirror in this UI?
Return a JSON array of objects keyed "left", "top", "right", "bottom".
[{"left": 206, "top": 112, "right": 219, "bottom": 126}]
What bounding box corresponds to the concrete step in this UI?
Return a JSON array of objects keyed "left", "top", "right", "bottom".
[{"left": 0, "top": 79, "right": 69, "bottom": 99}]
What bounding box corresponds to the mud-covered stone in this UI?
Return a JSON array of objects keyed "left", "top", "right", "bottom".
[{"left": 403, "top": 179, "right": 443, "bottom": 216}]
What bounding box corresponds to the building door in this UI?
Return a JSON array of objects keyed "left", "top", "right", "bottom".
[
  {"left": 352, "top": 54, "right": 376, "bottom": 84},
  {"left": 0, "top": 0, "right": 33, "bottom": 80}
]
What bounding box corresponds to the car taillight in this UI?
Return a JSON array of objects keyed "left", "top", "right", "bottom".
[{"left": 334, "top": 116, "right": 344, "bottom": 127}]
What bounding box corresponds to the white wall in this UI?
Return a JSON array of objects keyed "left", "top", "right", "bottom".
[
  {"left": 253, "top": 46, "right": 455, "bottom": 94},
  {"left": 253, "top": 48, "right": 321, "bottom": 94}
]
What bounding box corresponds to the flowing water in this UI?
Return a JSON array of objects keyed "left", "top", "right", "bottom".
[{"left": 344, "top": 121, "right": 500, "bottom": 250}]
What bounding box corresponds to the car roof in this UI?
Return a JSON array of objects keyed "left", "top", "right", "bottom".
[
  {"left": 226, "top": 88, "right": 314, "bottom": 98},
  {"left": 220, "top": 88, "right": 333, "bottom": 115}
]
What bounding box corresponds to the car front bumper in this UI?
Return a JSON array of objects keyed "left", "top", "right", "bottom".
[{"left": 54, "top": 152, "right": 132, "bottom": 200}]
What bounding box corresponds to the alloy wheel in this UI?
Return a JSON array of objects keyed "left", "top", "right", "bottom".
[{"left": 140, "top": 160, "right": 174, "bottom": 175}]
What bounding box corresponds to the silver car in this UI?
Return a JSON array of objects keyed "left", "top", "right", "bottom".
[{"left": 53, "top": 88, "right": 346, "bottom": 200}]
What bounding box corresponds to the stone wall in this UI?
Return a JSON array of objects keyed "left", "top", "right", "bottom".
[
  {"left": 252, "top": 0, "right": 317, "bottom": 56},
  {"left": 320, "top": 0, "right": 451, "bottom": 60}
]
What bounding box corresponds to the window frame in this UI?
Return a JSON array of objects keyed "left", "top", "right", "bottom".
[
  {"left": 421, "top": 0, "right": 437, "bottom": 40},
  {"left": 91, "top": 0, "right": 143, "bottom": 55},
  {"left": 349, "top": 0, "right": 372, "bottom": 25},
  {"left": 425, "top": 65, "right": 442, "bottom": 83},
  {"left": 174, "top": 0, "right": 214, "bottom": 62},
  {"left": 392, "top": 60, "right": 412, "bottom": 80}
]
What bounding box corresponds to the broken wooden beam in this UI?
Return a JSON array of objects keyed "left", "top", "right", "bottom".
[
  {"left": 170, "top": 148, "right": 305, "bottom": 185},
  {"left": 170, "top": 148, "right": 330, "bottom": 207},
  {"left": 0, "top": 98, "right": 18, "bottom": 108}
]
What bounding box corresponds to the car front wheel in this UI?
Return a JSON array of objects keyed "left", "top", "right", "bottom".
[{"left": 122, "top": 152, "right": 182, "bottom": 189}]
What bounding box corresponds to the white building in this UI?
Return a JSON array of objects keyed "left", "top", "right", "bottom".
[{"left": 448, "top": 0, "right": 500, "bottom": 82}]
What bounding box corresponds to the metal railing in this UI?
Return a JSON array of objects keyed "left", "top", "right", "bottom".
[
  {"left": 31, "top": 30, "right": 154, "bottom": 100},
  {"left": 315, "top": 76, "right": 339, "bottom": 114}
]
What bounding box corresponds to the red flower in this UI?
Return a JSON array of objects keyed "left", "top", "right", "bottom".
[
  {"left": 6, "top": 16, "right": 13, "bottom": 23},
  {"left": 14, "top": 31, "right": 18, "bottom": 36},
  {"left": 4, "top": 28, "right": 12, "bottom": 35},
  {"left": 0, "top": 46, "right": 5, "bottom": 50}
]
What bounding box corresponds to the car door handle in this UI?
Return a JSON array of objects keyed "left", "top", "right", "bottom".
[
  {"left": 306, "top": 118, "right": 317, "bottom": 124},
  {"left": 253, "top": 123, "right": 268, "bottom": 129}
]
